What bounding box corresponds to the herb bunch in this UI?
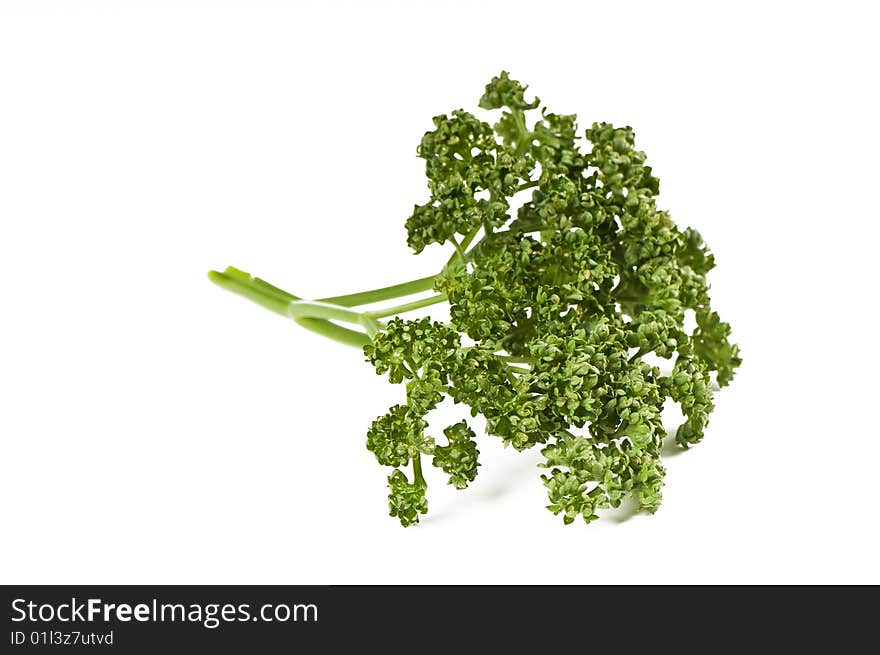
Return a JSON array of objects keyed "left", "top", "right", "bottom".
[{"left": 210, "top": 72, "right": 741, "bottom": 526}]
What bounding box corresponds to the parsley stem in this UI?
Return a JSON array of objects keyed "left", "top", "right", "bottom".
[
  {"left": 443, "top": 227, "right": 480, "bottom": 272},
  {"left": 516, "top": 179, "right": 540, "bottom": 192},
  {"left": 360, "top": 315, "right": 382, "bottom": 339},
  {"left": 511, "top": 108, "right": 531, "bottom": 156},
  {"left": 413, "top": 452, "right": 426, "bottom": 488},
  {"left": 208, "top": 268, "right": 371, "bottom": 348},
  {"left": 210, "top": 224, "right": 480, "bottom": 349},
  {"left": 448, "top": 234, "right": 468, "bottom": 268},
  {"left": 211, "top": 266, "right": 298, "bottom": 310},
  {"left": 287, "top": 300, "right": 372, "bottom": 325},
  {"left": 310, "top": 225, "right": 479, "bottom": 308},
  {"left": 496, "top": 355, "right": 536, "bottom": 365},
  {"left": 320, "top": 276, "right": 436, "bottom": 307},
  {"left": 459, "top": 226, "right": 480, "bottom": 251},
  {"left": 365, "top": 294, "right": 448, "bottom": 319}
]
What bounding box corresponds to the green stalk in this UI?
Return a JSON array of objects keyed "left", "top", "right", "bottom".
[
  {"left": 444, "top": 227, "right": 480, "bottom": 271},
  {"left": 287, "top": 300, "right": 370, "bottom": 325},
  {"left": 208, "top": 268, "right": 371, "bottom": 349},
  {"left": 209, "top": 224, "right": 488, "bottom": 349},
  {"left": 316, "top": 226, "right": 480, "bottom": 309},
  {"left": 413, "top": 453, "right": 426, "bottom": 488},
  {"left": 511, "top": 108, "right": 531, "bottom": 157},
  {"left": 496, "top": 354, "right": 537, "bottom": 365},
  {"left": 359, "top": 315, "right": 382, "bottom": 339},
  {"left": 209, "top": 267, "right": 298, "bottom": 315},
  {"left": 365, "top": 294, "right": 447, "bottom": 319},
  {"left": 449, "top": 234, "right": 467, "bottom": 267},
  {"left": 320, "top": 276, "right": 436, "bottom": 307}
]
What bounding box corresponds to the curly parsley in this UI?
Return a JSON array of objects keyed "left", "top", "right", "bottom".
[{"left": 210, "top": 72, "right": 741, "bottom": 526}]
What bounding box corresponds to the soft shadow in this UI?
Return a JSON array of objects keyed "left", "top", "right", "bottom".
[
  {"left": 425, "top": 424, "right": 694, "bottom": 526},
  {"left": 661, "top": 425, "right": 690, "bottom": 458},
  {"left": 477, "top": 456, "right": 539, "bottom": 502},
  {"left": 424, "top": 453, "right": 540, "bottom": 525},
  {"left": 607, "top": 494, "right": 643, "bottom": 523}
]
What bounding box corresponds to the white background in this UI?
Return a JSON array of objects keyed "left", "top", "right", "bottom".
[{"left": 2, "top": 1, "right": 878, "bottom": 584}]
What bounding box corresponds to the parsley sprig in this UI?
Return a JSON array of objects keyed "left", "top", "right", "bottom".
[{"left": 210, "top": 72, "right": 741, "bottom": 526}]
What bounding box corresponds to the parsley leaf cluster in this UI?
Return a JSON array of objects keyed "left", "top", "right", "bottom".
[{"left": 210, "top": 72, "right": 741, "bottom": 526}]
